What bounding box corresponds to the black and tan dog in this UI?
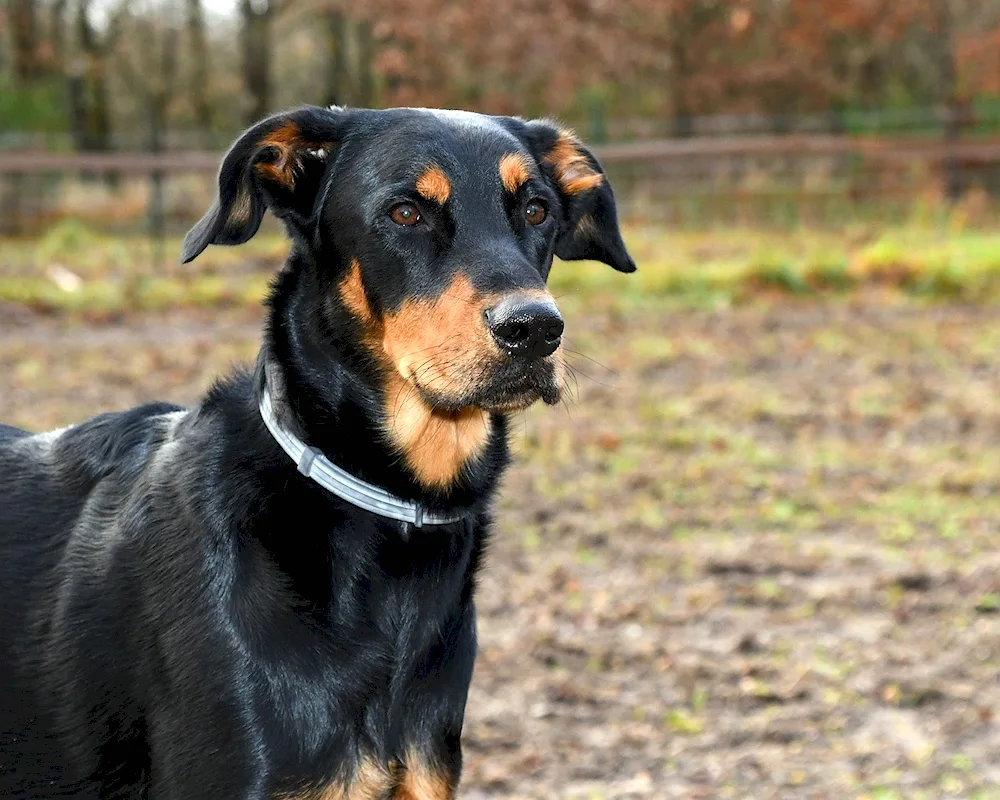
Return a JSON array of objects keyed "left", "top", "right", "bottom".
[{"left": 0, "top": 105, "right": 633, "bottom": 798}]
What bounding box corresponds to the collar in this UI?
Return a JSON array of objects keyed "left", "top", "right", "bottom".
[{"left": 258, "top": 383, "right": 466, "bottom": 528}]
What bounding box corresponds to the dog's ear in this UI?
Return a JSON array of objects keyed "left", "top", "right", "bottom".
[
  {"left": 181, "top": 106, "right": 345, "bottom": 263},
  {"left": 523, "top": 120, "right": 635, "bottom": 273}
]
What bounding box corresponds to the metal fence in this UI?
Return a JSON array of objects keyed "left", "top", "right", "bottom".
[{"left": 3, "top": 134, "right": 1000, "bottom": 235}]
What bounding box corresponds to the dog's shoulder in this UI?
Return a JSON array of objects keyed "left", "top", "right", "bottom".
[{"left": 0, "top": 401, "right": 187, "bottom": 489}]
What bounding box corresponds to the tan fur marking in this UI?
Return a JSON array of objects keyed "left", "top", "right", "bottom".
[
  {"left": 393, "top": 754, "right": 454, "bottom": 799},
  {"left": 338, "top": 266, "right": 562, "bottom": 489},
  {"left": 254, "top": 122, "right": 332, "bottom": 189},
  {"left": 280, "top": 757, "right": 393, "bottom": 800},
  {"left": 255, "top": 122, "right": 304, "bottom": 188},
  {"left": 552, "top": 344, "right": 567, "bottom": 393},
  {"left": 381, "top": 274, "right": 497, "bottom": 398},
  {"left": 339, "top": 259, "right": 373, "bottom": 323},
  {"left": 383, "top": 373, "right": 491, "bottom": 490},
  {"left": 379, "top": 274, "right": 499, "bottom": 487},
  {"left": 545, "top": 130, "right": 604, "bottom": 195},
  {"left": 498, "top": 152, "right": 532, "bottom": 193},
  {"left": 415, "top": 165, "right": 452, "bottom": 205}
]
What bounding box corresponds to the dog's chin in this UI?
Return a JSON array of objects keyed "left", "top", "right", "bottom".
[
  {"left": 477, "top": 381, "right": 562, "bottom": 412},
  {"left": 411, "top": 373, "right": 562, "bottom": 415}
]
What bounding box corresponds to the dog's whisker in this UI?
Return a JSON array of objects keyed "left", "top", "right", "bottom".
[
  {"left": 562, "top": 345, "right": 618, "bottom": 378},
  {"left": 561, "top": 360, "right": 617, "bottom": 390}
]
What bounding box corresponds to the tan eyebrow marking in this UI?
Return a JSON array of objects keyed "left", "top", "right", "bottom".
[
  {"left": 415, "top": 165, "right": 452, "bottom": 205},
  {"left": 498, "top": 152, "right": 533, "bottom": 193}
]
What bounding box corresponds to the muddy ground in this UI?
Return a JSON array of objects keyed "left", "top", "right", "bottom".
[{"left": 2, "top": 296, "right": 1000, "bottom": 799}]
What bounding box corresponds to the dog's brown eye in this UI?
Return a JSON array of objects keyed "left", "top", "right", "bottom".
[
  {"left": 524, "top": 200, "right": 548, "bottom": 225},
  {"left": 390, "top": 203, "right": 421, "bottom": 226}
]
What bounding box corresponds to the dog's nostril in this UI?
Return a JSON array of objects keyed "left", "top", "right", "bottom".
[
  {"left": 505, "top": 323, "right": 530, "bottom": 344},
  {"left": 543, "top": 320, "right": 564, "bottom": 345}
]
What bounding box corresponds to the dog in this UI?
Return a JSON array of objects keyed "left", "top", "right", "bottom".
[{"left": 0, "top": 105, "right": 634, "bottom": 798}]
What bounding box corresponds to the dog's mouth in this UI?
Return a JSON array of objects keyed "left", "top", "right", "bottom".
[{"left": 404, "top": 357, "right": 563, "bottom": 414}]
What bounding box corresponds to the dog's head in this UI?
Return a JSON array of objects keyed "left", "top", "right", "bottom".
[{"left": 184, "top": 106, "right": 633, "bottom": 488}]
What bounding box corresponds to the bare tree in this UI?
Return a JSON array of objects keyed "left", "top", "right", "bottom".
[
  {"left": 186, "top": 0, "right": 213, "bottom": 141},
  {"left": 9, "top": 0, "right": 40, "bottom": 84},
  {"left": 113, "top": 0, "right": 182, "bottom": 256},
  {"left": 49, "top": 0, "right": 70, "bottom": 72},
  {"left": 70, "top": 0, "right": 122, "bottom": 152},
  {"left": 322, "top": 5, "right": 347, "bottom": 107},
  {"left": 240, "top": 0, "right": 272, "bottom": 123}
]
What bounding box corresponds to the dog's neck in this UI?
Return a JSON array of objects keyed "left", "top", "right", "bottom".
[{"left": 254, "top": 257, "right": 510, "bottom": 512}]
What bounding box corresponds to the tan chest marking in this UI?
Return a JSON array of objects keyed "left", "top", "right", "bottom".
[
  {"left": 392, "top": 755, "right": 454, "bottom": 800},
  {"left": 338, "top": 266, "right": 494, "bottom": 490},
  {"left": 383, "top": 371, "right": 491, "bottom": 490},
  {"left": 280, "top": 757, "right": 393, "bottom": 800}
]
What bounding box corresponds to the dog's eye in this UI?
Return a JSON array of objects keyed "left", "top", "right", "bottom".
[
  {"left": 524, "top": 200, "right": 548, "bottom": 226},
  {"left": 390, "top": 203, "right": 422, "bottom": 227}
]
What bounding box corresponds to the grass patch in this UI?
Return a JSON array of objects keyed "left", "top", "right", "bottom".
[{"left": 6, "top": 222, "right": 1000, "bottom": 314}]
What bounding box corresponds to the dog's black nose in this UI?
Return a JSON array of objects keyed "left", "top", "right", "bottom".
[{"left": 485, "top": 296, "right": 564, "bottom": 359}]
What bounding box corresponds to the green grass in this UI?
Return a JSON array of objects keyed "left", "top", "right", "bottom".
[
  {"left": 7, "top": 221, "right": 1000, "bottom": 314},
  {"left": 549, "top": 225, "right": 1000, "bottom": 307}
]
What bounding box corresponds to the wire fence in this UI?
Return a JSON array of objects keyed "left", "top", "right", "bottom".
[{"left": 4, "top": 129, "right": 1000, "bottom": 236}]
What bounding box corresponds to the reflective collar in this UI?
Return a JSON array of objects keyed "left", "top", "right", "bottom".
[{"left": 258, "top": 384, "right": 465, "bottom": 528}]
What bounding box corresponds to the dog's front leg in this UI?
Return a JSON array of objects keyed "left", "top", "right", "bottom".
[{"left": 145, "top": 707, "right": 271, "bottom": 800}]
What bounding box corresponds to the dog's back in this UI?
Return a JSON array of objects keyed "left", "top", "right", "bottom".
[{"left": 0, "top": 403, "right": 182, "bottom": 796}]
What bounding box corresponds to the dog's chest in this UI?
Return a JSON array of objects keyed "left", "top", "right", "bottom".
[{"left": 253, "top": 567, "right": 474, "bottom": 798}]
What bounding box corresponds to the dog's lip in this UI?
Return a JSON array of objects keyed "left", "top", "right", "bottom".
[
  {"left": 469, "top": 373, "right": 563, "bottom": 412},
  {"left": 395, "top": 356, "right": 562, "bottom": 413},
  {"left": 404, "top": 375, "right": 561, "bottom": 414}
]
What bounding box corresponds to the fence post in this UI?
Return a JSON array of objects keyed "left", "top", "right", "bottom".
[{"left": 0, "top": 173, "right": 24, "bottom": 235}]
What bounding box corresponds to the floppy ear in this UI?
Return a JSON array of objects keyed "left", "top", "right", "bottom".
[
  {"left": 524, "top": 120, "right": 635, "bottom": 273},
  {"left": 181, "top": 106, "right": 345, "bottom": 263}
]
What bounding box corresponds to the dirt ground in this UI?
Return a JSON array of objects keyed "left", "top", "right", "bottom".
[{"left": 3, "top": 295, "right": 1000, "bottom": 799}]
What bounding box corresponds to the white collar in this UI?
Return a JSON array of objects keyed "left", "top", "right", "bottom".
[{"left": 258, "top": 384, "right": 465, "bottom": 528}]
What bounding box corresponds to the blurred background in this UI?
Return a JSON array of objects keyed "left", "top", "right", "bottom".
[{"left": 3, "top": 1, "right": 1000, "bottom": 798}]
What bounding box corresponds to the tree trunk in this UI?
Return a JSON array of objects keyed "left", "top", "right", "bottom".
[
  {"left": 72, "top": 0, "right": 114, "bottom": 190},
  {"left": 934, "top": 0, "right": 961, "bottom": 202},
  {"left": 357, "top": 19, "right": 376, "bottom": 107},
  {"left": 323, "top": 8, "right": 348, "bottom": 107},
  {"left": 186, "top": 0, "right": 214, "bottom": 141},
  {"left": 66, "top": 64, "right": 89, "bottom": 150},
  {"left": 240, "top": 0, "right": 272, "bottom": 124},
  {"left": 9, "top": 0, "right": 41, "bottom": 84},
  {"left": 669, "top": 43, "right": 693, "bottom": 138},
  {"left": 50, "top": 0, "right": 70, "bottom": 73}
]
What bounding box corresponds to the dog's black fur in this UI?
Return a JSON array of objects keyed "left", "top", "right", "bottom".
[{"left": 0, "top": 105, "right": 633, "bottom": 799}]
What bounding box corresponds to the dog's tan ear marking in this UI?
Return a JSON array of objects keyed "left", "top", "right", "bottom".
[
  {"left": 521, "top": 119, "right": 635, "bottom": 274},
  {"left": 254, "top": 121, "right": 333, "bottom": 190},
  {"left": 181, "top": 106, "right": 344, "bottom": 264},
  {"left": 415, "top": 165, "right": 452, "bottom": 205},
  {"left": 544, "top": 130, "right": 604, "bottom": 196}
]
